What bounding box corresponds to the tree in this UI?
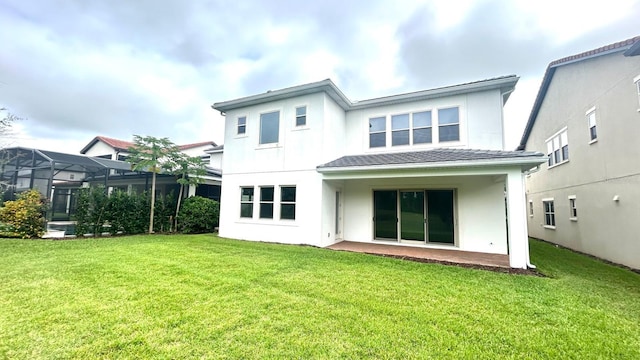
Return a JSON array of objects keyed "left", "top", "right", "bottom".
[
  {"left": 127, "top": 135, "right": 180, "bottom": 234},
  {"left": 1, "top": 108, "right": 22, "bottom": 202},
  {"left": 167, "top": 152, "right": 207, "bottom": 231}
]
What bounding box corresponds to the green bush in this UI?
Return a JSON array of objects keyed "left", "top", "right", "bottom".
[
  {"left": 0, "top": 189, "right": 47, "bottom": 238},
  {"left": 177, "top": 196, "right": 219, "bottom": 234}
]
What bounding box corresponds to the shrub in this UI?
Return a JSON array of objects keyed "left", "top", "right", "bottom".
[
  {"left": 177, "top": 196, "right": 219, "bottom": 234},
  {"left": 74, "top": 186, "right": 109, "bottom": 236},
  {"left": 0, "top": 189, "right": 47, "bottom": 238}
]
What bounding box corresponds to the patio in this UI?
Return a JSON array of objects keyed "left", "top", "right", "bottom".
[{"left": 328, "top": 241, "right": 511, "bottom": 268}]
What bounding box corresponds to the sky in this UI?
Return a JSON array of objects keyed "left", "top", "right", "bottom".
[{"left": 1, "top": 0, "right": 638, "bottom": 153}]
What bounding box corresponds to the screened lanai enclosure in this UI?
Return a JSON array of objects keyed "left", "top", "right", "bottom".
[
  {"left": 1, "top": 147, "right": 223, "bottom": 223},
  {"left": 0, "top": 147, "right": 132, "bottom": 220}
]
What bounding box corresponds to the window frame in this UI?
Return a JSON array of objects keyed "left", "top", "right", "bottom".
[
  {"left": 542, "top": 198, "right": 556, "bottom": 229},
  {"left": 295, "top": 106, "right": 307, "bottom": 127},
  {"left": 259, "top": 110, "right": 280, "bottom": 145},
  {"left": 391, "top": 113, "right": 410, "bottom": 146},
  {"left": 586, "top": 107, "right": 597, "bottom": 144},
  {"left": 237, "top": 115, "right": 247, "bottom": 136},
  {"left": 437, "top": 107, "right": 460, "bottom": 143},
  {"left": 568, "top": 195, "right": 577, "bottom": 221},
  {"left": 412, "top": 110, "right": 433, "bottom": 145},
  {"left": 528, "top": 200, "right": 534, "bottom": 217},
  {"left": 240, "top": 187, "right": 254, "bottom": 218},
  {"left": 546, "top": 128, "right": 569, "bottom": 168},
  {"left": 259, "top": 186, "right": 275, "bottom": 219},
  {"left": 369, "top": 116, "right": 387, "bottom": 148},
  {"left": 279, "top": 186, "right": 296, "bottom": 220},
  {"left": 634, "top": 74, "right": 640, "bottom": 110}
]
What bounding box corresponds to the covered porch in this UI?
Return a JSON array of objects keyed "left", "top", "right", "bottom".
[{"left": 317, "top": 148, "right": 546, "bottom": 269}]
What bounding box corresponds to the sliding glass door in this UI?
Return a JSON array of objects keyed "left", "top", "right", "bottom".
[{"left": 374, "top": 189, "right": 455, "bottom": 245}]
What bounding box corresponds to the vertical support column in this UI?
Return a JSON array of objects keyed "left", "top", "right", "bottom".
[
  {"left": 506, "top": 169, "right": 529, "bottom": 269},
  {"left": 188, "top": 184, "right": 196, "bottom": 197}
]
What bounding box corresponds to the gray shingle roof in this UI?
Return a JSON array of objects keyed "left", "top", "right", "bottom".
[{"left": 317, "top": 148, "right": 544, "bottom": 169}]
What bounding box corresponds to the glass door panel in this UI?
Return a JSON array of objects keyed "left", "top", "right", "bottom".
[
  {"left": 400, "top": 191, "right": 425, "bottom": 242},
  {"left": 374, "top": 190, "right": 398, "bottom": 240},
  {"left": 426, "top": 190, "right": 455, "bottom": 244}
]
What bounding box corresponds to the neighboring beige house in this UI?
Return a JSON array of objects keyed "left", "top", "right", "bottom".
[
  {"left": 213, "top": 77, "right": 546, "bottom": 269},
  {"left": 518, "top": 36, "right": 640, "bottom": 270}
]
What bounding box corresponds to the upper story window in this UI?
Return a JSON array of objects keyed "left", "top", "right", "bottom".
[
  {"left": 586, "top": 108, "right": 597, "bottom": 142},
  {"left": 546, "top": 128, "right": 569, "bottom": 168},
  {"left": 413, "top": 111, "right": 432, "bottom": 144},
  {"left": 369, "top": 116, "right": 386, "bottom": 148},
  {"left": 237, "top": 116, "right": 247, "bottom": 135},
  {"left": 391, "top": 114, "right": 410, "bottom": 146},
  {"left": 295, "top": 106, "right": 307, "bottom": 127},
  {"left": 259, "top": 111, "right": 280, "bottom": 145},
  {"left": 438, "top": 107, "right": 460, "bottom": 142}
]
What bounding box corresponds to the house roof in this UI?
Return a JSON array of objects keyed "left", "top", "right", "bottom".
[
  {"left": 80, "top": 136, "right": 216, "bottom": 154},
  {"left": 178, "top": 141, "right": 217, "bottom": 150},
  {"left": 212, "top": 76, "right": 519, "bottom": 113},
  {"left": 517, "top": 35, "right": 640, "bottom": 150},
  {"left": 317, "top": 148, "right": 545, "bottom": 172}
]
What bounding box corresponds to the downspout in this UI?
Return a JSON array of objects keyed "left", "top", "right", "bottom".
[{"left": 521, "top": 173, "right": 537, "bottom": 269}]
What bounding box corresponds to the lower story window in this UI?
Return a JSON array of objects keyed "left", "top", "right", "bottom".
[
  {"left": 240, "top": 187, "right": 254, "bottom": 218},
  {"left": 260, "top": 186, "right": 274, "bottom": 219},
  {"left": 569, "top": 196, "right": 577, "bottom": 220},
  {"left": 280, "top": 186, "right": 296, "bottom": 220},
  {"left": 543, "top": 199, "right": 555, "bottom": 227}
]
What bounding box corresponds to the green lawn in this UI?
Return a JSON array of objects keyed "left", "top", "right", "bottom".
[{"left": 0, "top": 235, "right": 639, "bottom": 359}]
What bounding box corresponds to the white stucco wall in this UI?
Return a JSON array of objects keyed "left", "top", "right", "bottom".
[
  {"left": 338, "top": 174, "right": 509, "bottom": 255},
  {"left": 82, "top": 141, "right": 117, "bottom": 158}
]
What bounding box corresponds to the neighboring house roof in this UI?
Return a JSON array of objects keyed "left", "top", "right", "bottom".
[
  {"left": 178, "top": 141, "right": 217, "bottom": 150},
  {"left": 517, "top": 35, "right": 640, "bottom": 150},
  {"left": 317, "top": 148, "right": 545, "bottom": 172},
  {"left": 205, "top": 144, "right": 224, "bottom": 154},
  {"left": 80, "top": 136, "right": 216, "bottom": 154},
  {"left": 212, "top": 76, "right": 519, "bottom": 113}
]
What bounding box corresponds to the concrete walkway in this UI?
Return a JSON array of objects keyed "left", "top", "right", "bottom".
[{"left": 328, "top": 241, "right": 511, "bottom": 268}]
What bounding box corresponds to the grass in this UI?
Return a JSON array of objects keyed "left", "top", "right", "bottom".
[{"left": 0, "top": 235, "right": 639, "bottom": 359}]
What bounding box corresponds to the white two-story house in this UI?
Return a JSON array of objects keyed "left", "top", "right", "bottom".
[{"left": 212, "top": 77, "right": 546, "bottom": 268}]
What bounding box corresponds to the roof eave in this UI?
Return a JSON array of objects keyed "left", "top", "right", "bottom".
[
  {"left": 212, "top": 79, "right": 351, "bottom": 112},
  {"left": 317, "top": 156, "right": 547, "bottom": 174},
  {"left": 350, "top": 75, "right": 519, "bottom": 110}
]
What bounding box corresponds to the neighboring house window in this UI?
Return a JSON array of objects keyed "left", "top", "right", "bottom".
[
  {"left": 237, "top": 116, "right": 247, "bottom": 135},
  {"left": 568, "top": 196, "right": 577, "bottom": 221},
  {"left": 240, "top": 187, "right": 254, "bottom": 218},
  {"left": 369, "top": 116, "right": 386, "bottom": 148},
  {"left": 69, "top": 174, "right": 75, "bottom": 180},
  {"left": 543, "top": 199, "right": 555, "bottom": 228},
  {"left": 438, "top": 107, "right": 460, "bottom": 142},
  {"left": 259, "top": 111, "right": 280, "bottom": 144},
  {"left": 413, "top": 111, "right": 432, "bottom": 144},
  {"left": 259, "top": 186, "right": 274, "bottom": 219},
  {"left": 528, "top": 200, "right": 534, "bottom": 217},
  {"left": 586, "top": 108, "right": 597, "bottom": 142},
  {"left": 391, "top": 114, "right": 410, "bottom": 146},
  {"left": 295, "top": 106, "right": 306, "bottom": 127},
  {"left": 546, "top": 129, "right": 569, "bottom": 168},
  {"left": 280, "top": 186, "right": 296, "bottom": 220}
]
